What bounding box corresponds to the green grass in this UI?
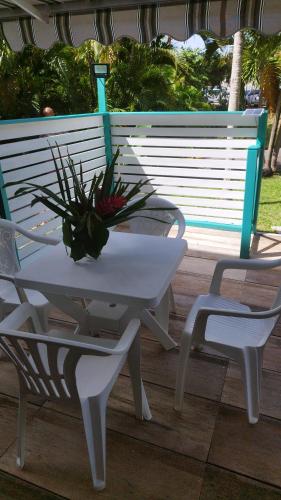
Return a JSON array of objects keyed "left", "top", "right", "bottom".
[{"left": 257, "top": 174, "right": 281, "bottom": 232}]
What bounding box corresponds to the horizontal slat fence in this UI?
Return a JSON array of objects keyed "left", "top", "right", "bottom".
[
  {"left": 0, "top": 110, "right": 266, "bottom": 262},
  {"left": 0, "top": 114, "right": 107, "bottom": 264},
  {"left": 111, "top": 112, "right": 259, "bottom": 227}
]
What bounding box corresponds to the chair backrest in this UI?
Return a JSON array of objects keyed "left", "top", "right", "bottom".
[
  {"left": 0, "top": 219, "right": 20, "bottom": 276},
  {"left": 128, "top": 196, "right": 185, "bottom": 238},
  {"left": 0, "top": 327, "right": 107, "bottom": 402}
]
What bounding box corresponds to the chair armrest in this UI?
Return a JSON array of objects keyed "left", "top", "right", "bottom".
[
  {"left": 15, "top": 225, "right": 60, "bottom": 246},
  {"left": 210, "top": 257, "right": 281, "bottom": 294},
  {"left": 0, "top": 302, "right": 42, "bottom": 332},
  {"left": 0, "top": 219, "right": 60, "bottom": 246},
  {"left": 41, "top": 318, "right": 140, "bottom": 355},
  {"left": 175, "top": 210, "right": 186, "bottom": 239},
  {"left": 191, "top": 304, "right": 281, "bottom": 344},
  {"left": 0, "top": 273, "right": 16, "bottom": 284}
]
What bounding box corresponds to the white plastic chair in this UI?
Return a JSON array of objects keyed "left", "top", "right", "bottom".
[
  {"left": 86, "top": 197, "right": 186, "bottom": 349},
  {"left": 128, "top": 196, "right": 185, "bottom": 313},
  {"left": 0, "top": 219, "right": 59, "bottom": 331},
  {"left": 175, "top": 257, "right": 281, "bottom": 424},
  {"left": 127, "top": 196, "right": 186, "bottom": 239},
  {"left": 0, "top": 303, "right": 145, "bottom": 491}
]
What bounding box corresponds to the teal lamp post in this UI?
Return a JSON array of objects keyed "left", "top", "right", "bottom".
[{"left": 91, "top": 63, "right": 110, "bottom": 113}]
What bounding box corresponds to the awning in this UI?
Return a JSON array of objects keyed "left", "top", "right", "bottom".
[{"left": 0, "top": 0, "right": 280, "bottom": 51}]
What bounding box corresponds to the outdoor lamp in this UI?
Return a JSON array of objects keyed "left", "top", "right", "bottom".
[{"left": 91, "top": 63, "right": 110, "bottom": 79}]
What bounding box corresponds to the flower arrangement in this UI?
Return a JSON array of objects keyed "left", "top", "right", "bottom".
[{"left": 6, "top": 147, "right": 164, "bottom": 261}]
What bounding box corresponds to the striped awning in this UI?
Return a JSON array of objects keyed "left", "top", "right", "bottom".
[{"left": 0, "top": 0, "right": 280, "bottom": 51}]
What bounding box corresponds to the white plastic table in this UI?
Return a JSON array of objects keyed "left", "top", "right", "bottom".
[{"left": 15, "top": 231, "right": 187, "bottom": 349}]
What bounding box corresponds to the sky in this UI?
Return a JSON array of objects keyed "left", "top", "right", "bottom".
[{"left": 172, "top": 34, "right": 206, "bottom": 51}]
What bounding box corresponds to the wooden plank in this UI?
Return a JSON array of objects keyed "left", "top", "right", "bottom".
[
  {"left": 17, "top": 210, "right": 60, "bottom": 231},
  {"left": 128, "top": 183, "right": 245, "bottom": 200},
  {"left": 116, "top": 165, "right": 246, "bottom": 180},
  {"left": 0, "top": 114, "right": 103, "bottom": 141},
  {"left": 122, "top": 184, "right": 243, "bottom": 208},
  {"left": 162, "top": 197, "right": 243, "bottom": 210},
  {"left": 116, "top": 174, "right": 245, "bottom": 190},
  {"left": 114, "top": 146, "right": 248, "bottom": 159},
  {"left": 113, "top": 137, "right": 254, "bottom": 149},
  {"left": 2, "top": 137, "right": 105, "bottom": 172},
  {"left": 159, "top": 199, "right": 243, "bottom": 219},
  {"left": 0, "top": 127, "right": 104, "bottom": 158},
  {"left": 4, "top": 148, "right": 106, "bottom": 185},
  {"left": 9, "top": 167, "right": 104, "bottom": 212},
  {"left": 5, "top": 158, "right": 106, "bottom": 198},
  {"left": 111, "top": 126, "right": 258, "bottom": 138},
  {"left": 179, "top": 212, "right": 242, "bottom": 224},
  {"left": 110, "top": 113, "right": 258, "bottom": 127},
  {"left": 116, "top": 156, "right": 247, "bottom": 170}
]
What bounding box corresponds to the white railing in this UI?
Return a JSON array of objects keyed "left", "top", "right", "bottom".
[
  {"left": 0, "top": 114, "right": 106, "bottom": 263},
  {"left": 110, "top": 112, "right": 259, "bottom": 228},
  {"left": 0, "top": 110, "right": 266, "bottom": 261}
]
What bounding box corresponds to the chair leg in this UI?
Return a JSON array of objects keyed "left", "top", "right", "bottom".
[
  {"left": 175, "top": 331, "right": 193, "bottom": 411},
  {"left": 80, "top": 396, "right": 107, "bottom": 491},
  {"left": 240, "top": 348, "right": 262, "bottom": 424},
  {"left": 127, "top": 333, "right": 152, "bottom": 421},
  {"left": 16, "top": 391, "right": 27, "bottom": 469}
]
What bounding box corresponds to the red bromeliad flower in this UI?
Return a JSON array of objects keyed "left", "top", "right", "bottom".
[{"left": 96, "top": 195, "right": 127, "bottom": 217}]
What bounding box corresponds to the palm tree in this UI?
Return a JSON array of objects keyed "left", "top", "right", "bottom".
[
  {"left": 242, "top": 31, "right": 281, "bottom": 115},
  {"left": 228, "top": 31, "right": 244, "bottom": 111},
  {"left": 99, "top": 38, "right": 177, "bottom": 111},
  {"left": 242, "top": 31, "right": 281, "bottom": 173}
]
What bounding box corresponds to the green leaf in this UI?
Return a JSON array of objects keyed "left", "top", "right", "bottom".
[
  {"left": 31, "top": 196, "right": 69, "bottom": 218},
  {"left": 67, "top": 154, "right": 87, "bottom": 206},
  {"left": 100, "top": 148, "right": 120, "bottom": 199},
  {"left": 62, "top": 218, "right": 73, "bottom": 246},
  {"left": 56, "top": 144, "right": 72, "bottom": 204},
  {"left": 70, "top": 238, "right": 87, "bottom": 262},
  {"left": 49, "top": 143, "right": 66, "bottom": 202},
  {"left": 85, "top": 222, "right": 109, "bottom": 259},
  {"left": 80, "top": 160, "right": 83, "bottom": 186}
]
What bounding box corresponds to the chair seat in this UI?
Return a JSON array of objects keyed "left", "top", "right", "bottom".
[
  {"left": 186, "top": 294, "right": 276, "bottom": 349},
  {"left": 76, "top": 351, "right": 125, "bottom": 398},
  {"left": 0, "top": 281, "right": 48, "bottom": 308}
]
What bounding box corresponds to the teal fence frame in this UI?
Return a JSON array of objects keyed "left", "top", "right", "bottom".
[{"left": 0, "top": 109, "right": 268, "bottom": 259}]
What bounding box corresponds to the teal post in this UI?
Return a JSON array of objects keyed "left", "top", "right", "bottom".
[
  {"left": 240, "top": 146, "right": 259, "bottom": 258},
  {"left": 0, "top": 161, "right": 21, "bottom": 264},
  {"left": 0, "top": 161, "right": 11, "bottom": 220},
  {"left": 97, "top": 77, "right": 107, "bottom": 113},
  {"left": 96, "top": 76, "right": 112, "bottom": 166},
  {"left": 103, "top": 112, "right": 112, "bottom": 166},
  {"left": 252, "top": 111, "right": 268, "bottom": 231}
]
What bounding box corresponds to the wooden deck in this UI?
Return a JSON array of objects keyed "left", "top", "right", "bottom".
[{"left": 1, "top": 228, "right": 281, "bottom": 499}]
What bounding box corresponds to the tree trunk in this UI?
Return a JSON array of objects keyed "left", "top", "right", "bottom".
[
  {"left": 228, "top": 31, "right": 244, "bottom": 111},
  {"left": 264, "top": 90, "right": 281, "bottom": 175},
  {"left": 271, "top": 119, "right": 281, "bottom": 172}
]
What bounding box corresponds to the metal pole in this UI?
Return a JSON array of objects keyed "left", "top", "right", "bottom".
[{"left": 97, "top": 77, "right": 107, "bottom": 113}]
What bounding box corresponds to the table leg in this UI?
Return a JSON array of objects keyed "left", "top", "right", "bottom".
[
  {"left": 118, "top": 294, "right": 177, "bottom": 351},
  {"left": 142, "top": 383, "right": 152, "bottom": 420},
  {"left": 43, "top": 293, "right": 99, "bottom": 335},
  {"left": 155, "top": 288, "right": 170, "bottom": 332}
]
